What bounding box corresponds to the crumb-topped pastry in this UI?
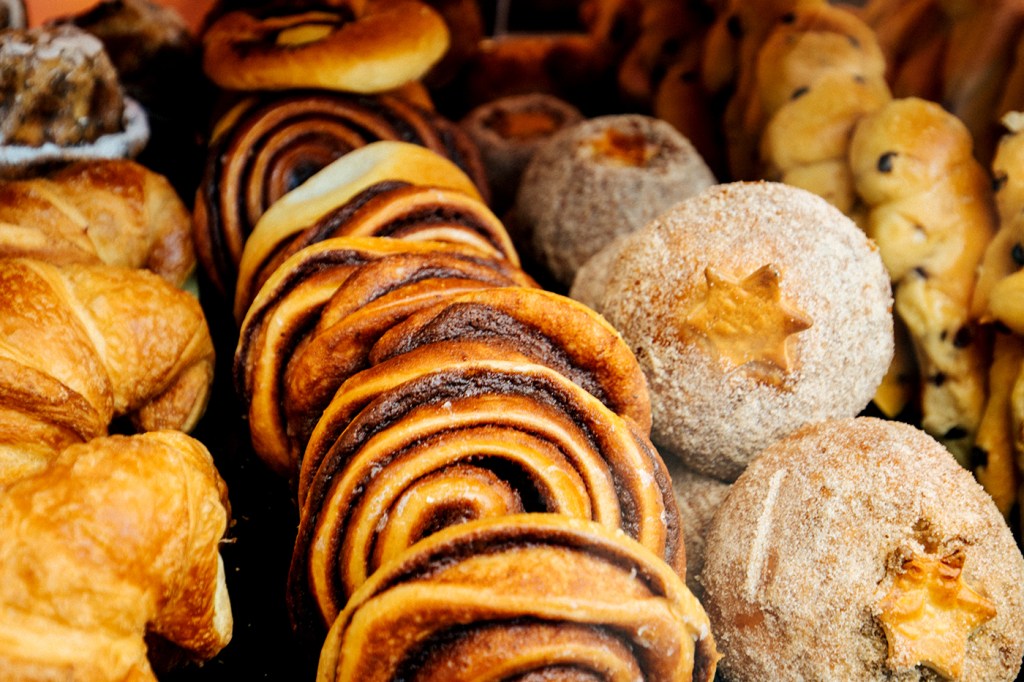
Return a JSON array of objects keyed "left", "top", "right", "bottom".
[
  {"left": 0, "top": 25, "right": 148, "bottom": 176},
  {"left": 591, "top": 181, "right": 893, "bottom": 481},
  {"left": 701, "top": 417, "right": 1024, "bottom": 681}
]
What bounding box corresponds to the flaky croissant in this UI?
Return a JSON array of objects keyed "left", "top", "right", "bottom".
[
  {"left": 0, "top": 430, "right": 232, "bottom": 681},
  {"left": 0, "top": 258, "right": 215, "bottom": 483},
  {"left": 0, "top": 159, "right": 196, "bottom": 288}
]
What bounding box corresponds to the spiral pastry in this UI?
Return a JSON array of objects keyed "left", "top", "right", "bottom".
[
  {"left": 193, "top": 91, "right": 488, "bottom": 296},
  {"left": 316, "top": 514, "right": 719, "bottom": 682},
  {"left": 283, "top": 252, "right": 537, "bottom": 454},
  {"left": 290, "top": 341, "right": 682, "bottom": 630},
  {"left": 235, "top": 237, "right": 528, "bottom": 477}
]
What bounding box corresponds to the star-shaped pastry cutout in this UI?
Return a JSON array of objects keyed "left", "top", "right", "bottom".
[
  {"left": 684, "top": 264, "right": 813, "bottom": 373},
  {"left": 877, "top": 550, "right": 997, "bottom": 680}
]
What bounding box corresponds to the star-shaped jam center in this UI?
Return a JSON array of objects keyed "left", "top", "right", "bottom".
[
  {"left": 684, "top": 264, "right": 812, "bottom": 374},
  {"left": 877, "top": 550, "right": 997, "bottom": 680}
]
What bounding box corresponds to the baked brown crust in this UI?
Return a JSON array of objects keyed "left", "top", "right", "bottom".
[{"left": 201, "top": 0, "right": 449, "bottom": 93}]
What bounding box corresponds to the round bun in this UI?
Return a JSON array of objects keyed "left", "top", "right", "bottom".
[
  {"left": 513, "top": 114, "right": 716, "bottom": 287},
  {"left": 701, "top": 417, "right": 1024, "bottom": 681},
  {"left": 665, "top": 456, "right": 731, "bottom": 600},
  {"left": 594, "top": 181, "right": 893, "bottom": 481},
  {"left": 202, "top": 0, "right": 449, "bottom": 93}
]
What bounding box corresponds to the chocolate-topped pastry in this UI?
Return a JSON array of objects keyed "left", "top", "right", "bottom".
[{"left": 0, "top": 25, "right": 148, "bottom": 176}]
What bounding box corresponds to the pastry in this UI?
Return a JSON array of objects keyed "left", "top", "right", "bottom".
[
  {"left": 590, "top": 181, "right": 893, "bottom": 481},
  {"left": 459, "top": 93, "right": 585, "bottom": 214},
  {"left": 0, "top": 25, "right": 148, "bottom": 177},
  {"left": 849, "top": 96, "right": 997, "bottom": 461},
  {"left": 514, "top": 114, "right": 716, "bottom": 288},
  {"left": 201, "top": 0, "right": 449, "bottom": 93},
  {"left": 0, "top": 159, "right": 195, "bottom": 289},
  {"left": 665, "top": 457, "right": 731, "bottom": 600},
  {"left": 701, "top": 417, "right": 1024, "bottom": 681},
  {"left": 316, "top": 514, "right": 719, "bottom": 682},
  {"left": 0, "top": 258, "right": 215, "bottom": 483},
  {"left": 0, "top": 431, "right": 232, "bottom": 680},
  {"left": 291, "top": 341, "right": 681, "bottom": 629},
  {"left": 193, "top": 93, "right": 488, "bottom": 298}
]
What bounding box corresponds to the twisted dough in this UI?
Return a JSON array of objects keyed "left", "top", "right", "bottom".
[
  {"left": 0, "top": 431, "right": 232, "bottom": 681},
  {"left": 0, "top": 258, "right": 214, "bottom": 483},
  {"left": 849, "top": 97, "right": 997, "bottom": 461},
  {"left": 317, "top": 514, "right": 718, "bottom": 682},
  {"left": 0, "top": 159, "right": 195, "bottom": 288}
]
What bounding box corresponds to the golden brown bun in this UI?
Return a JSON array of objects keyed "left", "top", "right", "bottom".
[
  {"left": 0, "top": 258, "right": 214, "bottom": 483},
  {"left": 317, "top": 514, "right": 718, "bottom": 682},
  {"left": 0, "top": 160, "right": 195, "bottom": 288},
  {"left": 201, "top": 0, "right": 449, "bottom": 93},
  {"left": 0, "top": 431, "right": 232, "bottom": 680},
  {"left": 702, "top": 417, "right": 1024, "bottom": 682}
]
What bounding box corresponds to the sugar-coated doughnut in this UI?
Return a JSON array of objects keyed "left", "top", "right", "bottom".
[
  {"left": 201, "top": 0, "right": 449, "bottom": 93},
  {"left": 594, "top": 181, "right": 893, "bottom": 481},
  {"left": 701, "top": 417, "right": 1024, "bottom": 681}
]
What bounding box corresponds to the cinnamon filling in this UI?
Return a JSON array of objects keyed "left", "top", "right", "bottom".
[{"left": 585, "top": 129, "right": 657, "bottom": 167}]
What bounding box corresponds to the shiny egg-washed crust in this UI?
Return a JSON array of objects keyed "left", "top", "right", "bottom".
[
  {"left": 282, "top": 248, "right": 536, "bottom": 455},
  {"left": 194, "top": 93, "right": 488, "bottom": 299},
  {"left": 234, "top": 237, "right": 529, "bottom": 478},
  {"left": 234, "top": 141, "right": 485, "bottom": 320},
  {"left": 201, "top": 0, "right": 449, "bottom": 93},
  {"left": 0, "top": 160, "right": 195, "bottom": 288},
  {"left": 291, "top": 343, "right": 681, "bottom": 631},
  {"left": 849, "top": 97, "right": 997, "bottom": 462},
  {"left": 595, "top": 181, "right": 893, "bottom": 482},
  {"left": 370, "top": 286, "right": 652, "bottom": 432},
  {"left": 0, "top": 259, "right": 214, "bottom": 484},
  {"left": 317, "top": 514, "right": 719, "bottom": 682},
  {"left": 0, "top": 431, "right": 232, "bottom": 681},
  {"left": 515, "top": 114, "right": 716, "bottom": 288},
  {"left": 239, "top": 182, "right": 517, "bottom": 317},
  {"left": 701, "top": 417, "right": 1024, "bottom": 681}
]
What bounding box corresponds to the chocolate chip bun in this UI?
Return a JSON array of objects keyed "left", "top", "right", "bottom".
[
  {"left": 513, "top": 113, "right": 716, "bottom": 288},
  {"left": 701, "top": 417, "right": 1024, "bottom": 682},
  {"left": 592, "top": 181, "right": 893, "bottom": 481}
]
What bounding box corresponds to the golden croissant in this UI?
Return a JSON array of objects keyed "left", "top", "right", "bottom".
[
  {"left": 0, "top": 159, "right": 196, "bottom": 288},
  {"left": 0, "top": 431, "right": 232, "bottom": 681},
  {"left": 0, "top": 258, "right": 215, "bottom": 483}
]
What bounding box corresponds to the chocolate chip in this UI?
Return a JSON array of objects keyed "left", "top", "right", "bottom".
[
  {"left": 970, "top": 446, "right": 989, "bottom": 469},
  {"left": 780, "top": 11, "right": 796, "bottom": 23},
  {"left": 790, "top": 86, "right": 809, "bottom": 100},
  {"left": 1013, "top": 243, "right": 1024, "bottom": 266},
  {"left": 952, "top": 326, "right": 974, "bottom": 348},
  {"left": 913, "top": 266, "right": 928, "bottom": 279},
  {"left": 848, "top": 35, "right": 861, "bottom": 48},
  {"left": 929, "top": 372, "right": 947, "bottom": 387},
  {"left": 726, "top": 14, "right": 743, "bottom": 38},
  {"left": 944, "top": 426, "right": 968, "bottom": 441},
  {"left": 877, "top": 152, "right": 896, "bottom": 173},
  {"left": 993, "top": 172, "right": 1008, "bottom": 192}
]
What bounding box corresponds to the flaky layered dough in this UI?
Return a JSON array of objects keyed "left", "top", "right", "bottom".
[
  {"left": 0, "top": 258, "right": 214, "bottom": 483},
  {"left": 0, "top": 431, "right": 232, "bottom": 681},
  {"left": 595, "top": 182, "right": 893, "bottom": 481},
  {"left": 291, "top": 342, "right": 681, "bottom": 630},
  {"left": 201, "top": 0, "right": 449, "bottom": 93},
  {"left": 193, "top": 92, "right": 487, "bottom": 297},
  {"left": 0, "top": 160, "right": 195, "bottom": 288},
  {"left": 702, "top": 418, "right": 1024, "bottom": 681},
  {"left": 317, "top": 514, "right": 718, "bottom": 682}
]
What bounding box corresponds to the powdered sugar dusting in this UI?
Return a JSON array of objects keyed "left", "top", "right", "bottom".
[{"left": 596, "top": 182, "right": 894, "bottom": 481}]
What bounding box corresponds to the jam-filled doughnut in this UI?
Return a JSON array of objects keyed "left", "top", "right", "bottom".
[
  {"left": 701, "top": 417, "right": 1024, "bottom": 682},
  {"left": 591, "top": 181, "right": 893, "bottom": 481},
  {"left": 201, "top": 0, "right": 449, "bottom": 93}
]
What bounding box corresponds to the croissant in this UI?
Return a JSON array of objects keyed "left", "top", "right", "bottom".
[
  {"left": 0, "top": 257, "right": 215, "bottom": 483},
  {"left": 0, "top": 159, "right": 195, "bottom": 288},
  {"left": 317, "top": 514, "right": 718, "bottom": 682},
  {"left": 193, "top": 91, "right": 488, "bottom": 297},
  {"left": 0, "top": 430, "right": 232, "bottom": 681},
  {"left": 291, "top": 340, "right": 681, "bottom": 631}
]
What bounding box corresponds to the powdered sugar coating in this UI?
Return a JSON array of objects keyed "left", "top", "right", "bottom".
[
  {"left": 596, "top": 181, "right": 893, "bottom": 481},
  {"left": 701, "top": 417, "right": 1024, "bottom": 681}
]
